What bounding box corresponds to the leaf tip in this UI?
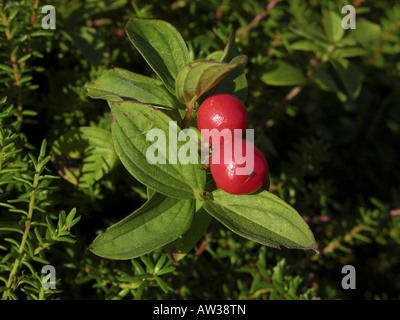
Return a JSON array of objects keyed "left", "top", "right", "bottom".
[{"left": 312, "top": 242, "right": 320, "bottom": 255}]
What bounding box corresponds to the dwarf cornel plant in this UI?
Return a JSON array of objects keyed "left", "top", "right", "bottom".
[
  {"left": 53, "top": 18, "right": 318, "bottom": 260},
  {"left": 3, "top": 0, "right": 400, "bottom": 300}
]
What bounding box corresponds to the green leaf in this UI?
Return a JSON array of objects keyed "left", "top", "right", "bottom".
[
  {"left": 110, "top": 101, "right": 206, "bottom": 199},
  {"left": 312, "top": 69, "right": 340, "bottom": 92},
  {"left": 87, "top": 67, "right": 182, "bottom": 110},
  {"left": 206, "top": 51, "right": 224, "bottom": 62},
  {"left": 67, "top": 26, "right": 106, "bottom": 66},
  {"left": 332, "top": 47, "right": 368, "bottom": 59},
  {"left": 330, "top": 58, "right": 361, "bottom": 100},
  {"left": 0, "top": 64, "right": 14, "bottom": 74},
  {"left": 291, "top": 22, "right": 329, "bottom": 44},
  {"left": 51, "top": 127, "right": 119, "bottom": 187},
  {"left": 154, "top": 254, "right": 167, "bottom": 273},
  {"left": 290, "top": 40, "right": 321, "bottom": 52},
  {"left": 125, "top": 18, "right": 190, "bottom": 94},
  {"left": 220, "top": 30, "right": 241, "bottom": 63},
  {"left": 175, "top": 60, "right": 240, "bottom": 105},
  {"left": 140, "top": 256, "right": 155, "bottom": 272},
  {"left": 164, "top": 200, "right": 212, "bottom": 262},
  {"left": 203, "top": 190, "right": 318, "bottom": 252},
  {"left": 89, "top": 193, "right": 195, "bottom": 259},
  {"left": 206, "top": 31, "right": 248, "bottom": 102},
  {"left": 324, "top": 11, "right": 344, "bottom": 43},
  {"left": 154, "top": 276, "right": 173, "bottom": 293},
  {"left": 262, "top": 61, "right": 307, "bottom": 86},
  {"left": 344, "top": 19, "right": 381, "bottom": 45}
]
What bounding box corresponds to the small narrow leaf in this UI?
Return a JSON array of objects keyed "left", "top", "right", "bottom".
[
  {"left": 89, "top": 193, "right": 195, "bottom": 260},
  {"left": 175, "top": 60, "right": 240, "bottom": 105},
  {"left": 125, "top": 18, "right": 190, "bottom": 94},
  {"left": 290, "top": 40, "right": 321, "bottom": 52},
  {"left": 203, "top": 190, "right": 318, "bottom": 252},
  {"left": 154, "top": 276, "right": 173, "bottom": 293}
]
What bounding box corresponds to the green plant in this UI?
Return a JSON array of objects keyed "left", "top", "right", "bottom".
[
  {"left": 51, "top": 17, "right": 319, "bottom": 261},
  {"left": 237, "top": 249, "right": 318, "bottom": 300},
  {"left": 0, "top": 1, "right": 82, "bottom": 300},
  {"left": 0, "top": 97, "right": 80, "bottom": 299},
  {"left": 1, "top": 0, "right": 399, "bottom": 301}
]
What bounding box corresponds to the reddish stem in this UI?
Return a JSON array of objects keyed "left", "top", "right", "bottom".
[{"left": 247, "top": 0, "right": 279, "bottom": 31}]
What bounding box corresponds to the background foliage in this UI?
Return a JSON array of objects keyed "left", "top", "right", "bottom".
[{"left": 1, "top": 0, "right": 400, "bottom": 300}]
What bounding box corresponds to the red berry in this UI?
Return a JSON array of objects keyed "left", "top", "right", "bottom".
[
  {"left": 197, "top": 93, "right": 247, "bottom": 144},
  {"left": 210, "top": 138, "right": 268, "bottom": 195}
]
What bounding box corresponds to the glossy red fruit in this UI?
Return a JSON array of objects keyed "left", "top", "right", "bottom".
[
  {"left": 197, "top": 93, "right": 247, "bottom": 144},
  {"left": 210, "top": 138, "right": 268, "bottom": 195}
]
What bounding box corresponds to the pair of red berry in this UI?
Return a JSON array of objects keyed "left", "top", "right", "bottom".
[{"left": 197, "top": 93, "right": 269, "bottom": 195}]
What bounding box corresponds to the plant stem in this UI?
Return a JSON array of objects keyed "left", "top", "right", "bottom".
[
  {"left": 0, "top": 7, "right": 23, "bottom": 123},
  {"left": 181, "top": 101, "right": 195, "bottom": 128},
  {"left": 310, "top": 217, "right": 376, "bottom": 262},
  {"left": 0, "top": 0, "right": 39, "bottom": 125},
  {"left": 1, "top": 162, "right": 41, "bottom": 300},
  {"left": 368, "top": 19, "right": 398, "bottom": 65},
  {"left": 246, "top": 0, "right": 279, "bottom": 31}
]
